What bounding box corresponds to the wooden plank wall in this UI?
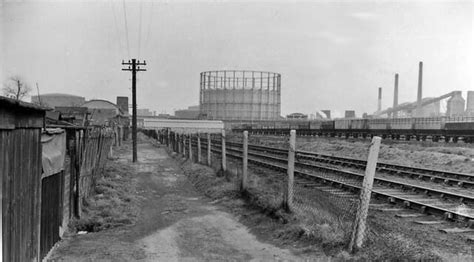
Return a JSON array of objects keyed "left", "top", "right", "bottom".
[
  {"left": 40, "top": 172, "right": 63, "bottom": 260},
  {"left": 1, "top": 125, "right": 115, "bottom": 261},
  {"left": 1, "top": 128, "right": 42, "bottom": 262}
]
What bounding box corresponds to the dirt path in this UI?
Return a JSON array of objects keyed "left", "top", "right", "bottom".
[{"left": 48, "top": 142, "right": 305, "bottom": 261}]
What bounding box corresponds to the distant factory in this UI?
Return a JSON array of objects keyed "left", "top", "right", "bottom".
[
  {"left": 373, "top": 62, "right": 474, "bottom": 118},
  {"left": 31, "top": 93, "right": 130, "bottom": 126}
]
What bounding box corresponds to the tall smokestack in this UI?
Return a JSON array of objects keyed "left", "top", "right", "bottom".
[
  {"left": 393, "top": 73, "right": 399, "bottom": 118},
  {"left": 416, "top": 61, "right": 423, "bottom": 116},
  {"left": 377, "top": 87, "right": 382, "bottom": 112}
]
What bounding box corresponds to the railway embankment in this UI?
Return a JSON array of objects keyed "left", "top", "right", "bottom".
[{"left": 192, "top": 132, "right": 474, "bottom": 260}]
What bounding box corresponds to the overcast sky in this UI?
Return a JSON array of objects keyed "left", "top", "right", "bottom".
[{"left": 2, "top": 0, "right": 473, "bottom": 117}]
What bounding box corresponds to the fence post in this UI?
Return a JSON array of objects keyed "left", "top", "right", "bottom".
[
  {"left": 207, "top": 133, "right": 211, "bottom": 166},
  {"left": 174, "top": 132, "right": 177, "bottom": 152},
  {"left": 241, "top": 130, "right": 248, "bottom": 191},
  {"left": 284, "top": 130, "right": 296, "bottom": 212},
  {"left": 221, "top": 129, "right": 227, "bottom": 172},
  {"left": 183, "top": 134, "right": 187, "bottom": 157},
  {"left": 197, "top": 135, "right": 201, "bottom": 163},
  {"left": 179, "top": 134, "right": 182, "bottom": 154},
  {"left": 349, "top": 136, "right": 381, "bottom": 252},
  {"left": 189, "top": 134, "right": 193, "bottom": 161}
]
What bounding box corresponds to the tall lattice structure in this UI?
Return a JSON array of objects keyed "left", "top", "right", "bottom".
[{"left": 200, "top": 70, "right": 281, "bottom": 120}]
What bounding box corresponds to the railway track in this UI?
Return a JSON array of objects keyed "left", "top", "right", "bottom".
[
  {"left": 191, "top": 138, "right": 474, "bottom": 225},
  {"left": 222, "top": 140, "right": 474, "bottom": 189}
]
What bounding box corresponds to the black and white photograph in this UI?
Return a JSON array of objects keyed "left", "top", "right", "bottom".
[{"left": 1, "top": 0, "right": 474, "bottom": 261}]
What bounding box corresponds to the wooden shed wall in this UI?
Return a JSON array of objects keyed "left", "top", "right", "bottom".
[{"left": 1, "top": 128, "right": 42, "bottom": 262}]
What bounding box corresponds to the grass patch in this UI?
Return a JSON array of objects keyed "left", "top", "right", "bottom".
[{"left": 69, "top": 158, "right": 140, "bottom": 233}]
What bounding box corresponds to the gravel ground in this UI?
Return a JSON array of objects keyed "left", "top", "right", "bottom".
[
  {"left": 225, "top": 133, "right": 474, "bottom": 260},
  {"left": 244, "top": 134, "right": 474, "bottom": 174}
]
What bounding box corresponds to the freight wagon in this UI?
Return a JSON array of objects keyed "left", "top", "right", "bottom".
[{"left": 231, "top": 116, "right": 474, "bottom": 143}]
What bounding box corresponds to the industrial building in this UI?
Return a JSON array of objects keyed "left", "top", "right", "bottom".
[
  {"left": 467, "top": 91, "right": 474, "bottom": 116},
  {"left": 374, "top": 62, "right": 474, "bottom": 118},
  {"left": 199, "top": 70, "right": 281, "bottom": 121},
  {"left": 82, "top": 99, "right": 126, "bottom": 125},
  {"left": 175, "top": 105, "right": 200, "bottom": 119},
  {"left": 31, "top": 93, "right": 85, "bottom": 108}
]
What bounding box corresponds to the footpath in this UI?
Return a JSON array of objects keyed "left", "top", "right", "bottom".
[{"left": 48, "top": 141, "right": 308, "bottom": 261}]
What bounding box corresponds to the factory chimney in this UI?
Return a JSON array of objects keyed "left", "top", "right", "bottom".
[
  {"left": 377, "top": 87, "right": 382, "bottom": 112},
  {"left": 393, "top": 73, "right": 399, "bottom": 118},
  {"left": 416, "top": 61, "right": 423, "bottom": 116}
]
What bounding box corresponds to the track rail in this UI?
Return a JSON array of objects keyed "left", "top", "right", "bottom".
[
  {"left": 191, "top": 139, "right": 474, "bottom": 223},
  {"left": 219, "top": 140, "right": 474, "bottom": 188}
]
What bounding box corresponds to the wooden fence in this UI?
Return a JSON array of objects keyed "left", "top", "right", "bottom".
[
  {"left": 1, "top": 128, "right": 43, "bottom": 262},
  {"left": 77, "top": 128, "right": 115, "bottom": 217},
  {"left": 1, "top": 125, "right": 115, "bottom": 261}
]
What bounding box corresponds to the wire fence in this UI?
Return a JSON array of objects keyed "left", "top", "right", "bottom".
[{"left": 160, "top": 129, "right": 380, "bottom": 253}]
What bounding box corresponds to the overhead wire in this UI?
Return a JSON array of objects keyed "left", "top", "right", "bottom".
[
  {"left": 137, "top": 0, "right": 143, "bottom": 59},
  {"left": 122, "top": 0, "right": 131, "bottom": 58},
  {"left": 110, "top": 0, "right": 125, "bottom": 58},
  {"left": 144, "top": 0, "right": 155, "bottom": 55}
]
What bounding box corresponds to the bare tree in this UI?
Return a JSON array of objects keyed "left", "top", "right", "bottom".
[{"left": 2, "top": 76, "right": 32, "bottom": 100}]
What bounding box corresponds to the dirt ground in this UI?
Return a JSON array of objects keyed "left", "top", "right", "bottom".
[{"left": 47, "top": 141, "right": 319, "bottom": 261}]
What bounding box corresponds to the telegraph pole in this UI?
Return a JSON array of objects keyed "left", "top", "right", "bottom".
[{"left": 122, "top": 59, "right": 147, "bottom": 162}]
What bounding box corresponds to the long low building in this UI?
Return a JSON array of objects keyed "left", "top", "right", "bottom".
[{"left": 142, "top": 117, "right": 224, "bottom": 133}]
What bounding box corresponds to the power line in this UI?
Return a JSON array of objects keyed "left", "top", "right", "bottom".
[
  {"left": 138, "top": 1, "right": 143, "bottom": 59},
  {"left": 122, "top": 59, "right": 147, "bottom": 162},
  {"left": 110, "top": 0, "right": 124, "bottom": 57},
  {"left": 144, "top": 1, "right": 154, "bottom": 53},
  {"left": 122, "top": 0, "right": 131, "bottom": 58}
]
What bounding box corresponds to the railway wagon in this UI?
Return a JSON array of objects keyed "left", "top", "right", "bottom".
[
  {"left": 411, "top": 117, "right": 445, "bottom": 140},
  {"left": 445, "top": 122, "right": 474, "bottom": 143},
  {"left": 351, "top": 119, "right": 368, "bottom": 130},
  {"left": 309, "top": 120, "right": 324, "bottom": 130},
  {"left": 368, "top": 118, "right": 390, "bottom": 130},
  {"left": 320, "top": 120, "right": 335, "bottom": 132},
  {"left": 390, "top": 118, "right": 413, "bottom": 130},
  {"left": 230, "top": 117, "right": 473, "bottom": 143},
  {"left": 275, "top": 120, "right": 290, "bottom": 129},
  {"left": 334, "top": 119, "right": 351, "bottom": 130}
]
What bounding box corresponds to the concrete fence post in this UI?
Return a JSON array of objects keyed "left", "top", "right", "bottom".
[
  {"left": 207, "top": 133, "right": 211, "bottom": 166},
  {"left": 241, "top": 130, "right": 248, "bottom": 191},
  {"left": 221, "top": 129, "right": 227, "bottom": 172},
  {"left": 349, "top": 136, "right": 381, "bottom": 252},
  {"left": 176, "top": 133, "right": 179, "bottom": 153},
  {"left": 284, "top": 130, "right": 296, "bottom": 212},
  {"left": 167, "top": 129, "right": 170, "bottom": 148},
  {"left": 197, "top": 135, "right": 202, "bottom": 163},
  {"left": 173, "top": 132, "right": 178, "bottom": 152},
  {"left": 176, "top": 132, "right": 179, "bottom": 152},
  {"left": 178, "top": 134, "right": 183, "bottom": 154},
  {"left": 189, "top": 134, "right": 193, "bottom": 161},
  {"left": 183, "top": 134, "right": 187, "bottom": 157}
]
